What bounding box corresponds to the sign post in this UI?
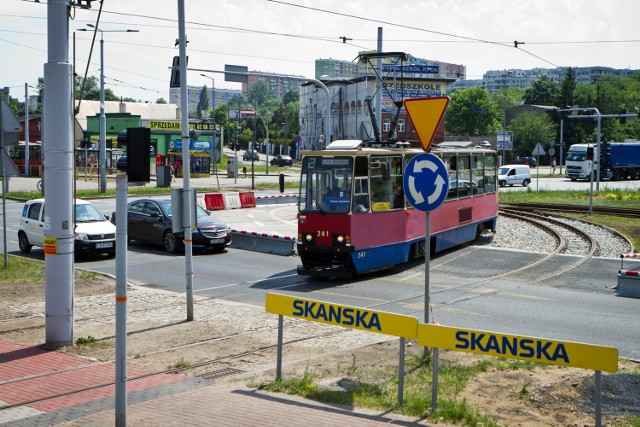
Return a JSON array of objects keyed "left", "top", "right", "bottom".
[
  {"left": 403, "top": 153, "right": 449, "bottom": 409},
  {"left": 532, "top": 143, "right": 546, "bottom": 190},
  {"left": 403, "top": 97, "right": 450, "bottom": 411}
]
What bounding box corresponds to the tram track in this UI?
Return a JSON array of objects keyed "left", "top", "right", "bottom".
[
  {"left": 367, "top": 207, "right": 622, "bottom": 314},
  {"left": 500, "top": 202, "right": 640, "bottom": 218}
]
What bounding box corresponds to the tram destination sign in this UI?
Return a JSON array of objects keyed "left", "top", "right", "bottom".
[
  {"left": 418, "top": 324, "right": 618, "bottom": 372},
  {"left": 265, "top": 293, "right": 418, "bottom": 338}
]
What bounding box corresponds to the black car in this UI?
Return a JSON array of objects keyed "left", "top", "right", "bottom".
[
  {"left": 112, "top": 198, "right": 231, "bottom": 253},
  {"left": 270, "top": 155, "right": 293, "bottom": 167},
  {"left": 243, "top": 150, "right": 260, "bottom": 161}
]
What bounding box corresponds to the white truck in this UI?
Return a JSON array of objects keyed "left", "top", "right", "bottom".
[
  {"left": 565, "top": 141, "right": 640, "bottom": 181},
  {"left": 564, "top": 143, "right": 595, "bottom": 181}
]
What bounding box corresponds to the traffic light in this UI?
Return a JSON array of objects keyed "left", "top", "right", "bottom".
[
  {"left": 586, "top": 147, "right": 594, "bottom": 161},
  {"left": 118, "top": 127, "right": 150, "bottom": 182},
  {"left": 169, "top": 56, "right": 188, "bottom": 88}
]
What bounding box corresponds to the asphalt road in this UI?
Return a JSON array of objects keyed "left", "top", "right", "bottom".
[{"left": 3, "top": 192, "right": 639, "bottom": 360}]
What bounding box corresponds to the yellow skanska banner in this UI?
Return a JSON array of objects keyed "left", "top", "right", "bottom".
[
  {"left": 418, "top": 324, "right": 618, "bottom": 372},
  {"left": 265, "top": 293, "right": 418, "bottom": 338}
]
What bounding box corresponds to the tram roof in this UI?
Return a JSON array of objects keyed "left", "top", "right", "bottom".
[{"left": 302, "top": 140, "right": 495, "bottom": 156}]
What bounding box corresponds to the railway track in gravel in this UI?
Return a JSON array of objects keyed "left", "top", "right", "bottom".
[
  {"left": 500, "top": 202, "right": 640, "bottom": 218},
  {"left": 1, "top": 208, "right": 635, "bottom": 412}
]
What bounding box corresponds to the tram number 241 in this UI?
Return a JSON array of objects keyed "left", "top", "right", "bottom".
[{"left": 357, "top": 252, "right": 366, "bottom": 259}]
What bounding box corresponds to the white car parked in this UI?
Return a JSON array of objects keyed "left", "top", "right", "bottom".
[
  {"left": 498, "top": 164, "right": 532, "bottom": 187},
  {"left": 18, "top": 199, "right": 116, "bottom": 257}
]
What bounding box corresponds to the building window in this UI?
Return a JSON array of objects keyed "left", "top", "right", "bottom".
[
  {"left": 383, "top": 118, "right": 391, "bottom": 132},
  {"left": 397, "top": 119, "right": 405, "bottom": 133}
]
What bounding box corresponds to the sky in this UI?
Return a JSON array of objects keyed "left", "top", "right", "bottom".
[{"left": 2, "top": 0, "right": 639, "bottom": 103}]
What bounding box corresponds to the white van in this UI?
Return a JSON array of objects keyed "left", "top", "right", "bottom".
[
  {"left": 498, "top": 164, "right": 532, "bottom": 187},
  {"left": 18, "top": 199, "right": 116, "bottom": 257}
]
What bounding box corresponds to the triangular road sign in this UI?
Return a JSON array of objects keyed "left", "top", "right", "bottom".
[
  {"left": 532, "top": 143, "right": 546, "bottom": 156},
  {"left": 404, "top": 96, "right": 449, "bottom": 152},
  {"left": 0, "top": 149, "right": 20, "bottom": 177}
]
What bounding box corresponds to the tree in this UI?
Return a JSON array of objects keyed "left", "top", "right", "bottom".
[
  {"left": 556, "top": 68, "right": 582, "bottom": 146},
  {"left": 523, "top": 75, "right": 559, "bottom": 105},
  {"left": 445, "top": 87, "right": 501, "bottom": 136},
  {"left": 247, "top": 81, "right": 272, "bottom": 105},
  {"left": 557, "top": 67, "right": 576, "bottom": 108},
  {"left": 282, "top": 90, "right": 299, "bottom": 105},
  {"left": 196, "top": 85, "right": 210, "bottom": 119},
  {"left": 156, "top": 98, "right": 167, "bottom": 104},
  {"left": 491, "top": 87, "right": 524, "bottom": 129},
  {"left": 509, "top": 111, "right": 557, "bottom": 157}
]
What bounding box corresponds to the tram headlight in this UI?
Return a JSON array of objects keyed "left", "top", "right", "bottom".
[
  {"left": 334, "top": 234, "right": 350, "bottom": 245},
  {"left": 305, "top": 233, "right": 313, "bottom": 242}
]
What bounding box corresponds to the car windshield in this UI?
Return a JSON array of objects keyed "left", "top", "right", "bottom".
[
  {"left": 156, "top": 201, "right": 209, "bottom": 218},
  {"left": 498, "top": 167, "right": 510, "bottom": 175},
  {"left": 75, "top": 203, "right": 106, "bottom": 222}
]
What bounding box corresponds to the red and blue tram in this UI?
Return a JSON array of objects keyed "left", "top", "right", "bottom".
[{"left": 296, "top": 140, "right": 498, "bottom": 278}]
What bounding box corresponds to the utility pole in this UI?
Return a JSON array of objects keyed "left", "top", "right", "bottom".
[
  {"left": 24, "top": 83, "right": 30, "bottom": 177},
  {"left": 177, "top": 0, "right": 194, "bottom": 322},
  {"left": 79, "top": 25, "right": 138, "bottom": 193},
  {"left": 375, "top": 27, "right": 382, "bottom": 148},
  {"left": 44, "top": 0, "right": 75, "bottom": 348}
]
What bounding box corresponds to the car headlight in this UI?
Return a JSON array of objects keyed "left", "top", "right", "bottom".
[{"left": 75, "top": 232, "right": 89, "bottom": 241}]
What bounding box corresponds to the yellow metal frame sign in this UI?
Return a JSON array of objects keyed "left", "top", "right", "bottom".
[
  {"left": 418, "top": 324, "right": 618, "bottom": 372},
  {"left": 265, "top": 293, "right": 418, "bottom": 338}
]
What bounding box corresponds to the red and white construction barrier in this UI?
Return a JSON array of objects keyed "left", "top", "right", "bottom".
[
  {"left": 620, "top": 253, "right": 640, "bottom": 259},
  {"left": 255, "top": 193, "right": 298, "bottom": 200},
  {"left": 619, "top": 270, "right": 640, "bottom": 277}
]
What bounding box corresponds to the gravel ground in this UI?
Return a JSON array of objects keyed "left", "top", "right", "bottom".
[{"left": 476, "top": 215, "right": 632, "bottom": 258}]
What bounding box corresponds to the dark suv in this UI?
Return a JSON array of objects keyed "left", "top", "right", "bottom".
[
  {"left": 270, "top": 155, "right": 293, "bottom": 167},
  {"left": 243, "top": 150, "right": 259, "bottom": 161},
  {"left": 513, "top": 156, "right": 537, "bottom": 168}
]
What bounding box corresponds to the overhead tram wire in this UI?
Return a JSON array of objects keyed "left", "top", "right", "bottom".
[{"left": 11, "top": 8, "right": 628, "bottom": 70}]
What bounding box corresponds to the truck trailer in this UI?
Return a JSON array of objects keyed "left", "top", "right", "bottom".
[{"left": 565, "top": 141, "right": 640, "bottom": 181}]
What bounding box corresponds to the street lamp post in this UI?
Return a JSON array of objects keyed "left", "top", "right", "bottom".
[
  {"left": 501, "top": 71, "right": 512, "bottom": 165},
  {"left": 81, "top": 25, "right": 138, "bottom": 193},
  {"left": 199, "top": 74, "right": 218, "bottom": 186}
]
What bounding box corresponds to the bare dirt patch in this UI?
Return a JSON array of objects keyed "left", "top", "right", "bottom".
[{"left": 1, "top": 275, "right": 639, "bottom": 426}]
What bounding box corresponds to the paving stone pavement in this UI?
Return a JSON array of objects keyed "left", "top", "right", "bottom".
[{"left": 0, "top": 339, "right": 436, "bottom": 426}]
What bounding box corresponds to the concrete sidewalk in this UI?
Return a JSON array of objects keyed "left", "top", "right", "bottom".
[{"left": 0, "top": 339, "right": 433, "bottom": 426}]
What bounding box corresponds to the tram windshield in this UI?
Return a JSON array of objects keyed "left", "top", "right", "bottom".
[{"left": 299, "top": 156, "right": 354, "bottom": 214}]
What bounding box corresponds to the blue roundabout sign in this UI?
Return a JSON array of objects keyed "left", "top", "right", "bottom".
[{"left": 403, "top": 153, "right": 449, "bottom": 212}]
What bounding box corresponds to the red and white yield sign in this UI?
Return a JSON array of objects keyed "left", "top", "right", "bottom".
[{"left": 404, "top": 96, "right": 450, "bottom": 152}]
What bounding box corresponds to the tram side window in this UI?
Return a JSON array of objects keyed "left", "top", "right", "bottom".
[
  {"left": 352, "top": 156, "right": 370, "bottom": 213},
  {"left": 457, "top": 155, "right": 472, "bottom": 197},
  {"left": 370, "top": 156, "right": 402, "bottom": 212},
  {"left": 443, "top": 155, "right": 457, "bottom": 200},
  {"left": 472, "top": 153, "right": 485, "bottom": 195},
  {"left": 484, "top": 154, "right": 497, "bottom": 193}
]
